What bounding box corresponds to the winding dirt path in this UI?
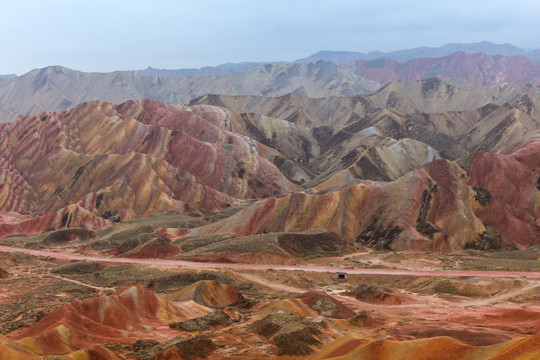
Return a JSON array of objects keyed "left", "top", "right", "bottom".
[
  {"left": 1, "top": 245, "right": 539, "bottom": 279},
  {"left": 49, "top": 273, "right": 116, "bottom": 293},
  {"left": 459, "top": 282, "right": 540, "bottom": 307}
]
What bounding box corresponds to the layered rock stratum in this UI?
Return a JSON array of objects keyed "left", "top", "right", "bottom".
[{"left": 0, "top": 99, "right": 294, "bottom": 239}]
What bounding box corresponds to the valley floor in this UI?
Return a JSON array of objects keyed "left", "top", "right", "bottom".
[{"left": 1, "top": 243, "right": 538, "bottom": 359}]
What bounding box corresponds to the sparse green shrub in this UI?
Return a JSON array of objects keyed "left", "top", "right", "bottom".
[{"left": 433, "top": 280, "right": 457, "bottom": 294}]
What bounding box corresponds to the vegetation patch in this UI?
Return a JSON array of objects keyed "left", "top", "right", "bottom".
[
  {"left": 250, "top": 313, "right": 323, "bottom": 356},
  {"left": 473, "top": 187, "right": 491, "bottom": 206},
  {"left": 169, "top": 309, "right": 231, "bottom": 332},
  {"left": 433, "top": 280, "right": 458, "bottom": 294},
  {"left": 51, "top": 261, "right": 103, "bottom": 274}
]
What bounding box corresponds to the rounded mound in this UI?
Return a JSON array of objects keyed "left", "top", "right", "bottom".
[
  {"left": 166, "top": 280, "right": 243, "bottom": 306},
  {"left": 295, "top": 291, "right": 356, "bottom": 319}
]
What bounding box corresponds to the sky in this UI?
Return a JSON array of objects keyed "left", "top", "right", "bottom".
[{"left": 1, "top": 0, "right": 539, "bottom": 75}]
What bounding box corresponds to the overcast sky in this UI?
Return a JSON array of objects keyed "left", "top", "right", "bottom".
[{"left": 1, "top": 0, "right": 539, "bottom": 75}]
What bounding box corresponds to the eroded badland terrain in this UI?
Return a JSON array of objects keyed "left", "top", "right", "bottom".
[
  {"left": 1, "top": 46, "right": 540, "bottom": 359},
  {"left": 0, "top": 236, "right": 539, "bottom": 359}
]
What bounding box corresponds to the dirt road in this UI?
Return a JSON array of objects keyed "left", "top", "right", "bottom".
[{"left": 1, "top": 245, "right": 539, "bottom": 279}]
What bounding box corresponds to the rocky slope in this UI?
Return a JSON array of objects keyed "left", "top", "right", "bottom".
[
  {"left": 463, "top": 131, "right": 540, "bottom": 249},
  {"left": 2, "top": 42, "right": 540, "bottom": 360},
  {"left": 190, "top": 80, "right": 540, "bottom": 184},
  {"left": 166, "top": 159, "right": 489, "bottom": 252}
]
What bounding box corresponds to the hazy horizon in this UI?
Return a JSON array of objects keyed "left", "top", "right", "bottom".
[{"left": 1, "top": 0, "right": 539, "bottom": 75}]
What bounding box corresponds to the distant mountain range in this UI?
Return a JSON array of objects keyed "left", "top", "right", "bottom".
[
  {"left": 347, "top": 51, "right": 540, "bottom": 86},
  {"left": 2, "top": 42, "right": 540, "bottom": 123},
  {"left": 296, "top": 41, "right": 540, "bottom": 64},
  {"left": 0, "top": 62, "right": 378, "bottom": 123},
  {"left": 135, "top": 42, "right": 540, "bottom": 79}
]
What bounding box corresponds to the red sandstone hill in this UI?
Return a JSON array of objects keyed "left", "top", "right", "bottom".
[
  {"left": 312, "top": 333, "right": 540, "bottom": 360},
  {"left": 1, "top": 93, "right": 540, "bottom": 252},
  {"left": 464, "top": 131, "right": 540, "bottom": 249},
  {"left": 3, "top": 283, "right": 539, "bottom": 359},
  {"left": 7, "top": 285, "right": 212, "bottom": 358},
  {"left": 163, "top": 131, "right": 540, "bottom": 251},
  {"left": 165, "top": 280, "right": 243, "bottom": 306},
  {"left": 348, "top": 52, "right": 540, "bottom": 86},
  {"left": 165, "top": 159, "right": 488, "bottom": 251},
  {"left": 0, "top": 99, "right": 295, "bottom": 239},
  {"left": 1, "top": 84, "right": 540, "bottom": 253}
]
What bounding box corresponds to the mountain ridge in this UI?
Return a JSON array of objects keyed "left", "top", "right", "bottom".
[
  {"left": 297, "top": 41, "right": 540, "bottom": 64},
  {"left": 4, "top": 50, "right": 540, "bottom": 124},
  {"left": 137, "top": 61, "right": 271, "bottom": 78},
  {"left": 135, "top": 42, "right": 540, "bottom": 79},
  {"left": 0, "top": 62, "right": 379, "bottom": 123},
  {"left": 348, "top": 52, "right": 540, "bottom": 86}
]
